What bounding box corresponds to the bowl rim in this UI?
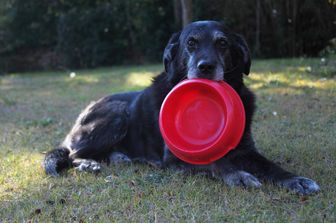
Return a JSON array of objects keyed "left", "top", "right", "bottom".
[
  {"left": 159, "top": 78, "right": 246, "bottom": 164},
  {"left": 160, "top": 80, "right": 227, "bottom": 152}
]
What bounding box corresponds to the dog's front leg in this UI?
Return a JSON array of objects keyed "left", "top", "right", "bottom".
[
  {"left": 211, "top": 157, "right": 262, "bottom": 188},
  {"left": 226, "top": 148, "right": 320, "bottom": 195},
  {"left": 163, "top": 145, "right": 261, "bottom": 188}
]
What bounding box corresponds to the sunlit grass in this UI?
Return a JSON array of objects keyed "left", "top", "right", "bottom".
[
  {"left": 248, "top": 72, "right": 336, "bottom": 92},
  {"left": 64, "top": 75, "right": 100, "bottom": 84},
  {"left": 126, "top": 72, "right": 156, "bottom": 87},
  {"left": 0, "top": 151, "right": 44, "bottom": 201},
  {"left": 0, "top": 58, "right": 335, "bottom": 222}
]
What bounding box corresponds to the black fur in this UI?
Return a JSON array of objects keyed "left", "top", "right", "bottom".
[
  {"left": 44, "top": 147, "right": 71, "bottom": 176},
  {"left": 44, "top": 21, "right": 320, "bottom": 195}
]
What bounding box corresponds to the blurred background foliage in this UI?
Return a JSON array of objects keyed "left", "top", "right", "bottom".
[{"left": 0, "top": 0, "right": 335, "bottom": 72}]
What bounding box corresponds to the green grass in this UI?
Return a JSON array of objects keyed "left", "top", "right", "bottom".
[{"left": 0, "top": 59, "right": 335, "bottom": 222}]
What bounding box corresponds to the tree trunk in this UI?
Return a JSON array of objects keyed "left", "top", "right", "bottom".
[
  {"left": 173, "top": 0, "right": 182, "bottom": 29},
  {"left": 254, "top": 0, "right": 261, "bottom": 56},
  {"left": 292, "top": 0, "right": 297, "bottom": 57},
  {"left": 181, "top": 0, "right": 193, "bottom": 27}
]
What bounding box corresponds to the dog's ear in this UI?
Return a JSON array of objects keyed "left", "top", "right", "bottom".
[
  {"left": 163, "top": 32, "right": 180, "bottom": 73},
  {"left": 232, "top": 34, "right": 251, "bottom": 75}
]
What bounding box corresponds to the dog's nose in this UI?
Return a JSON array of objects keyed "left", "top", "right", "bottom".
[{"left": 197, "top": 60, "right": 215, "bottom": 74}]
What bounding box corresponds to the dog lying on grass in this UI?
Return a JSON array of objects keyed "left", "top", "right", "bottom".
[{"left": 44, "top": 21, "right": 320, "bottom": 195}]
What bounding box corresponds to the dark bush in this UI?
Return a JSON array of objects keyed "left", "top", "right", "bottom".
[
  {"left": 193, "top": 0, "right": 336, "bottom": 58},
  {"left": 0, "top": 0, "right": 335, "bottom": 72},
  {"left": 56, "top": 1, "right": 174, "bottom": 68}
]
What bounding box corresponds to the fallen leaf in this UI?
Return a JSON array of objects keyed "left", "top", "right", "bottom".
[{"left": 300, "top": 196, "right": 309, "bottom": 203}]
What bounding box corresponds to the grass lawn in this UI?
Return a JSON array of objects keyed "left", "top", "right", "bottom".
[{"left": 0, "top": 58, "right": 335, "bottom": 222}]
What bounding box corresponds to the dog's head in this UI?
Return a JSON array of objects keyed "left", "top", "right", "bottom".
[{"left": 163, "top": 21, "right": 250, "bottom": 85}]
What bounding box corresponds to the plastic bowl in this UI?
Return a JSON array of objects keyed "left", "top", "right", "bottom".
[{"left": 159, "top": 79, "right": 245, "bottom": 165}]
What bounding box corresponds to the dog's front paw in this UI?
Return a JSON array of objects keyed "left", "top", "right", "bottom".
[
  {"left": 278, "top": 176, "right": 320, "bottom": 195},
  {"left": 222, "top": 171, "right": 262, "bottom": 188}
]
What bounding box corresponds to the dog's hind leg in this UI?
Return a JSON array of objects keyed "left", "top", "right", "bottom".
[
  {"left": 44, "top": 147, "right": 72, "bottom": 176},
  {"left": 72, "top": 158, "right": 101, "bottom": 173},
  {"left": 67, "top": 98, "right": 130, "bottom": 169},
  {"left": 109, "top": 152, "right": 131, "bottom": 164},
  {"left": 44, "top": 96, "right": 130, "bottom": 176}
]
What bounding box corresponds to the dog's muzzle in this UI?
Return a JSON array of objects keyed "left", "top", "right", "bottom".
[{"left": 188, "top": 60, "right": 224, "bottom": 81}]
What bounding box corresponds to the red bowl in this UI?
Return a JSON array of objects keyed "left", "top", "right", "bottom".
[{"left": 159, "top": 79, "right": 245, "bottom": 165}]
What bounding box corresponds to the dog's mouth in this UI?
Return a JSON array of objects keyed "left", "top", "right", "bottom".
[
  {"left": 187, "top": 75, "right": 224, "bottom": 82},
  {"left": 186, "top": 69, "right": 225, "bottom": 81}
]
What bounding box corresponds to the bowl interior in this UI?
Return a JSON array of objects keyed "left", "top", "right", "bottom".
[{"left": 161, "top": 82, "right": 227, "bottom": 152}]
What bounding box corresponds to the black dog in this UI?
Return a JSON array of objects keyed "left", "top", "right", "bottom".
[{"left": 44, "top": 21, "right": 320, "bottom": 195}]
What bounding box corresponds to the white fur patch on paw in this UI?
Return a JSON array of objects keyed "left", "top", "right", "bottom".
[
  {"left": 223, "top": 170, "right": 262, "bottom": 188},
  {"left": 73, "top": 159, "right": 101, "bottom": 173}
]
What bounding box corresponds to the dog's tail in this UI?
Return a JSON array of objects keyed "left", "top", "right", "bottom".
[{"left": 43, "top": 147, "right": 72, "bottom": 176}]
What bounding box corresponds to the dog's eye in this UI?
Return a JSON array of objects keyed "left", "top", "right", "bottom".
[
  {"left": 218, "top": 38, "right": 228, "bottom": 48},
  {"left": 187, "top": 39, "right": 196, "bottom": 47}
]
